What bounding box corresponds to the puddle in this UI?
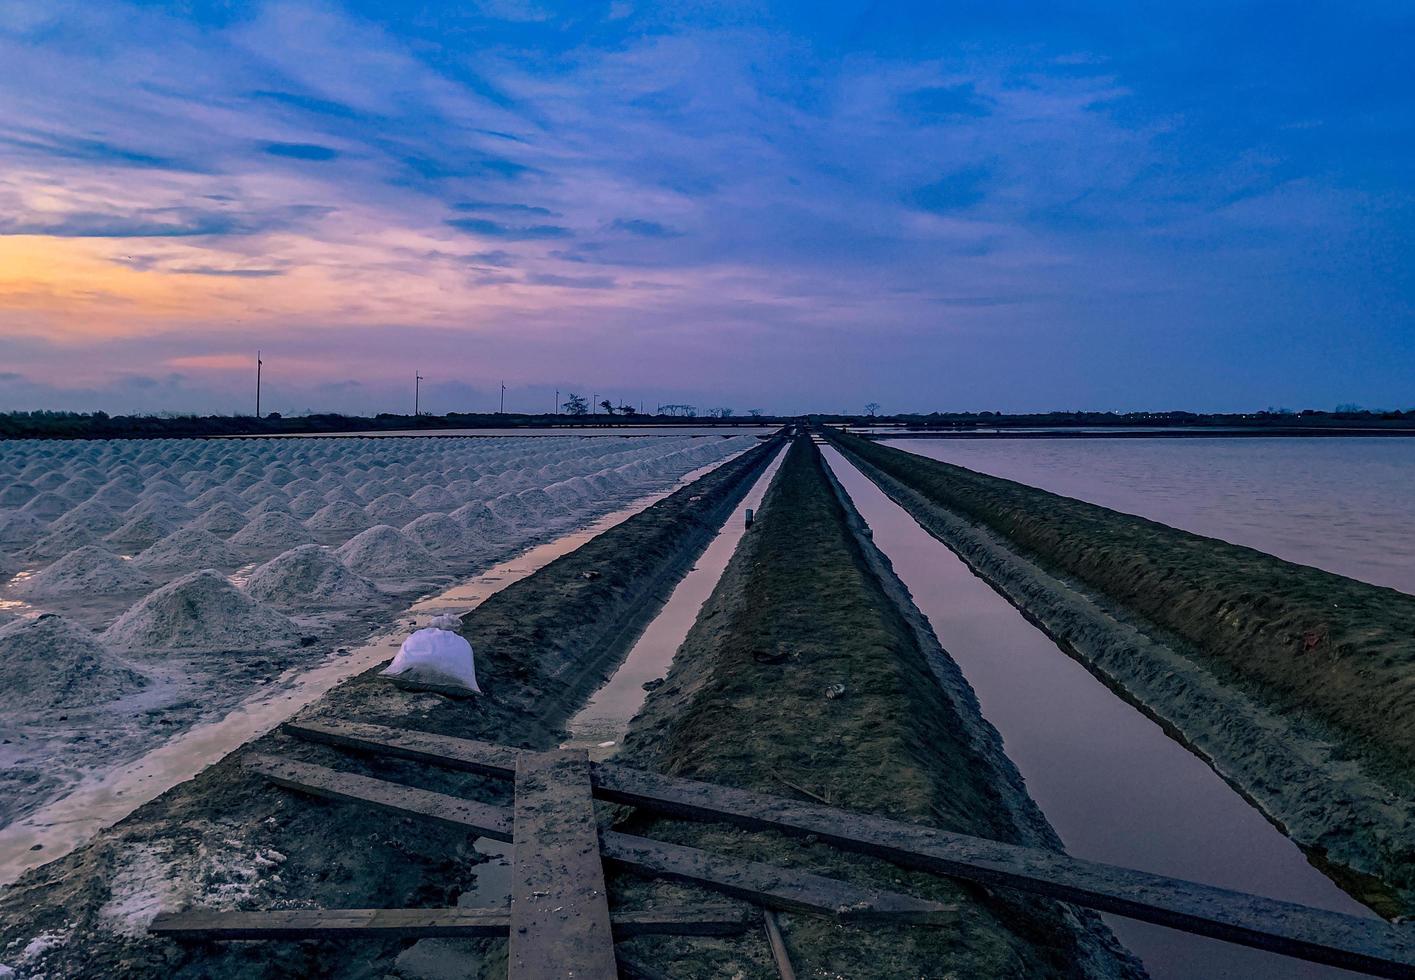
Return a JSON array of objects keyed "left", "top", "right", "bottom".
[
  {"left": 821, "top": 445, "right": 1377, "bottom": 980},
  {"left": 560, "top": 444, "right": 787, "bottom": 761},
  {"left": 0, "top": 452, "right": 747, "bottom": 888}
]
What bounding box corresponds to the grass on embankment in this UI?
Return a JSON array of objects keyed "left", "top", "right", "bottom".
[
  {"left": 827, "top": 429, "right": 1415, "bottom": 789},
  {"left": 615, "top": 436, "right": 1139, "bottom": 978}
]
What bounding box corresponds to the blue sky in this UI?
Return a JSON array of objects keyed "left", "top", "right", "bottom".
[{"left": 0, "top": 0, "right": 1411, "bottom": 415}]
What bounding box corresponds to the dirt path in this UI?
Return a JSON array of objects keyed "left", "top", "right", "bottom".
[
  {"left": 825, "top": 428, "right": 1415, "bottom": 915},
  {"left": 0, "top": 439, "right": 779, "bottom": 980},
  {"left": 611, "top": 435, "right": 1144, "bottom": 978}
]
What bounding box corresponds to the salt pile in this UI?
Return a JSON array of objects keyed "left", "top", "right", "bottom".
[
  {"left": 49, "top": 499, "right": 122, "bottom": 536},
  {"left": 22, "top": 523, "right": 101, "bottom": 561},
  {"left": 0, "top": 614, "right": 147, "bottom": 711},
  {"left": 133, "top": 528, "right": 242, "bottom": 571},
  {"left": 123, "top": 494, "right": 192, "bottom": 526},
  {"left": 21, "top": 491, "right": 72, "bottom": 521},
  {"left": 335, "top": 525, "right": 438, "bottom": 580},
  {"left": 245, "top": 498, "right": 292, "bottom": 518},
  {"left": 363, "top": 493, "right": 423, "bottom": 526},
  {"left": 15, "top": 546, "right": 152, "bottom": 597},
  {"left": 228, "top": 512, "right": 315, "bottom": 551},
  {"left": 449, "top": 502, "right": 508, "bottom": 537},
  {"left": 402, "top": 513, "right": 473, "bottom": 558},
  {"left": 105, "top": 512, "right": 179, "bottom": 551},
  {"left": 102, "top": 569, "right": 301, "bottom": 652},
  {"left": 244, "top": 545, "right": 382, "bottom": 606},
  {"left": 190, "top": 502, "right": 248, "bottom": 535},
  {"left": 0, "top": 511, "right": 44, "bottom": 548},
  {"left": 306, "top": 500, "right": 371, "bottom": 532},
  {"left": 409, "top": 485, "right": 457, "bottom": 510},
  {"left": 0, "top": 483, "right": 37, "bottom": 508}
]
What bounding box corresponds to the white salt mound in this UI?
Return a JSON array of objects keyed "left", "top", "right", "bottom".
[
  {"left": 105, "top": 514, "right": 176, "bottom": 551},
  {"left": 402, "top": 513, "right": 473, "bottom": 557},
  {"left": 0, "top": 614, "right": 147, "bottom": 710},
  {"left": 133, "top": 528, "right": 242, "bottom": 570},
  {"left": 305, "top": 500, "right": 370, "bottom": 532},
  {"left": 381, "top": 626, "right": 480, "bottom": 695},
  {"left": 16, "top": 545, "right": 151, "bottom": 597},
  {"left": 335, "top": 525, "right": 438, "bottom": 579},
  {"left": 190, "top": 502, "right": 248, "bottom": 535},
  {"left": 228, "top": 512, "right": 315, "bottom": 550},
  {"left": 245, "top": 545, "right": 382, "bottom": 606},
  {"left": 101, "top": 569, "right": 301, "bottom": 652}
]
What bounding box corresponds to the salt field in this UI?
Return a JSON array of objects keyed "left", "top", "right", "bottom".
[
  {"left": 889, "top": 437, "right": 1415, "bottom": 595},
  {"left": 0, "top": 434, "right": 756, "bottom": 832}
]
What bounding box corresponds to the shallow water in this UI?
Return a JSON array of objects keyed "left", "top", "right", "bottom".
[
  {"left": 822, "top": 446, "right": 1376, "bottom": 980},
  {"left": 0, "top": 452, "right": 745, "bottom": 888},
  {"left": 889, "top": 437, "right": 1415, "bottom": 595},
  {"left": 561, "top": 443, "right": 787, "bottom": 759}
]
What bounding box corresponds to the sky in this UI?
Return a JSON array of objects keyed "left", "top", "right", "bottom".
[{"left": 0, "top": 0, "right": 1411, "bottom": 417}]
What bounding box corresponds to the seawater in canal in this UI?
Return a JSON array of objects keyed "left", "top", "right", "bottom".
[
  {"left": 889, "top": 436, "right": 1415, "bottom": 595},
  {"left": 822, "top": 445, "right": 1377, "bottom": 980},
  {"left": 561, "top": 442, "right": 788, "bottom": 758}
]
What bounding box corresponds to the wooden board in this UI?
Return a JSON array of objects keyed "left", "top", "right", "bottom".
[
  {"left": 598, "top": 832, "right": 952, "bottom": 924},
  {"left": 247, "top": 754, "right": 952, "bottom": 922},
  {"left": 245, "top": 754, "right": 513, "bottom": 841},
  {"left": 150, "top": 905, "right": 755, "bottom": 941},
  {"left": 281, "top": 722, "right": 1415, "bottom": 979},
  {"left": 508, "top": 749, "right": 617, "bottom": 980}
]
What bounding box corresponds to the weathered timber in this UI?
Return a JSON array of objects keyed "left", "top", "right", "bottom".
[
  {"left": 508, "top": 750, "right": 617, "bottom": 980},
  {"left": 281, "top": 722, "right": 1415, "bottom": 978},
  {"left": 599, "top": 831, "right": 953, "bottom": 924},
  {"left": 246, "top": 754, "right": 951, "bottom": 922},
  {"left": 245, "top": 754, "right": 513, "bottom": 841},
  {"left": 763, "top": 910, "right": 798, "bottom": 980},
  {"left": 150, "top": 905, "right": 754, "bottom": 941}
]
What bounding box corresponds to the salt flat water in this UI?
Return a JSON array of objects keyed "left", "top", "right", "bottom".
[{"left": 888, "top": 437, "right": 1415, "bottom": 595}]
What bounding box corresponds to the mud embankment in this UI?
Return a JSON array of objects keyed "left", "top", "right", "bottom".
[
  {"left": 0, "top": 439, "right": 779, "bottom": 980},
  {"left": 825, "top": 428, "right": 1415, "bottom": 913},
  {"left": 613, "top": 436, "right": 1144, "bottom": 978}
]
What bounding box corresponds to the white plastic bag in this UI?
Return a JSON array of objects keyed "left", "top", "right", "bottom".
[{"left": 381, "top": 624, "right": 481, "bottom": 694}]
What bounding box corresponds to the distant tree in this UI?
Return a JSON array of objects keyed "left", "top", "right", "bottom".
[
  {"left": 1335, "top": 403, "right": 1364, "bottom": 414},
  {"left": 720, "top": 407, "right": 733, "bottom": 418},
  {"left": 747, "top": 408, "right": 763, "bottom": 418},
  {"left": 617, "top": 404, "right": 638, "bottom": 416},
  {"left": 562, "top": 393, "right": 589, "bottom": 416},
  {"left": 599, "top": 399, "right": 616, "bottom": 415},
  {"left": 865, "top": 402, "right": 881, "bottom": 417}
]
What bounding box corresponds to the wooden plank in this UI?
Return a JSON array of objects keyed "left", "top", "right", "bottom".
[
  {"left": 245, "top": 754, "right": 513, "bottom": 842},
  {"left": 280, "top": 722, "right": 1415, "bottom": 979},
  {"left": 509, "top": 749, "right": 616, "bottom": 980},
  {"left": 286, "top": 719, "right": 520, "bottom": 776},
  {"left": 598, "top": 832, "right": 952, "bottom": 924},
  {"left": 762, "top": 910, "right": 797, "bottom": 980},
  {"left": 247, "top": 755, "right": 951, "bottom": 923},
  {"left": 592, "top": 764, "right": 1415, "bottom": 980},
  {"left": 150, "top": 905, "right": 755, "bottom": 941}
]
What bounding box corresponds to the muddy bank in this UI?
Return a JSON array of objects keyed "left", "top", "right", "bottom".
[
  {"left": 0, "top": 439, "right": 778, "bottom": 979},
  {"left": 613, "top": 436, "right": 1143, "bottom": 978},
  {"left": 825, "top": 429, "right": 1415, "bottom": 912}
]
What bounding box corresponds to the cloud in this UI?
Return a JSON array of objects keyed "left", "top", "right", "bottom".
[
  {"left": 445, "top": 217, "right": 571, "bottom": 240},
  {"left": 898, "top": 84, "right": 993, "bottom": 120},
  {"left": 0, "top": 129, "right": 200, "bottom": 171},
  {"left": 911, "top": 167, "right": 992, "bottom": 212},
  {"left": 263, "top": 141, "right": 341, "bottom": 161},
  {"left": 454, "top": 201, "right": 556, "bottom": 216},
  {"left": 524, "top": 272, "right": 616, "bottom": 289},
  {"left": 0, "top": 205, "right": 333, "bottom": 239},
  {"left": 610, "top": 218, "right": 681, "bottom": 238}
]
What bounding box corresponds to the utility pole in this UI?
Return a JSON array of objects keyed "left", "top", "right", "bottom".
[
  {"left": 592, "top": 393, "right": 597, "bottom": 416},
  {"left": 554, "top": 389, "right": 559, "bottom": 417},
  {"left": 255, "top": 350, "right": 262, "bottom": 418},
  {"left": 415, "top": 370, "right": 423, "bottom": 416},
  {"left": 500, "top": 381, "right": 506, "bottom": 415}
]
